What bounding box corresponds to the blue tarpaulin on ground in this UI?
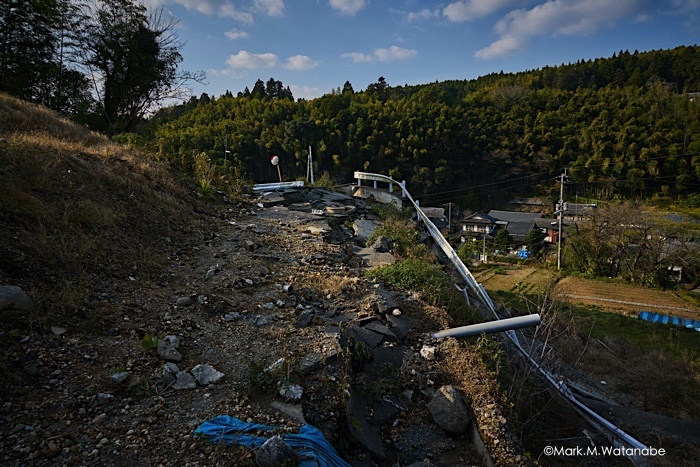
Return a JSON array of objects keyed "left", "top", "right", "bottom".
[
  {"left": 638, "top": 311, "right": 700, "bottom": 332},
  {"left": 194, "top": 415, "right": 350, "bottom": 467}
]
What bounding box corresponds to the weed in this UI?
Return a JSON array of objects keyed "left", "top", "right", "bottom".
[{"left": 141, "top": 334, "right": 158, "bottom": 351}]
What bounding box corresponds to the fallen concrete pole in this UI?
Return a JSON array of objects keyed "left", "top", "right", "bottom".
[{"left": 432, "top": 314, "right": 541, "bottom": 339}]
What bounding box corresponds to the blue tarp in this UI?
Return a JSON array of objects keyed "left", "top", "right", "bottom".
[
  {"left": 194, "top": 415, "right": 350, "bottom": 467},
  {"left": 638, "top": 311, "right": 700, "bottom": 332}
]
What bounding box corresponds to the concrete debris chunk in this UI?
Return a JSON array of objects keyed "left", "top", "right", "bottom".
[
  {"left": 191, "top": 364, "right": 224, "bottom": 385},
  {"left": 172, "top": 371, "right": 197, "bottom": 390},
  {"left": 255, "top": 435, "right": 299, "bottom": 467},
  {"left": 157, "top": 335, "right": 183, "bottom": 363}
]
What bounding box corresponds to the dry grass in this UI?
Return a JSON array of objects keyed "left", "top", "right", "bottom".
[{"left": 0, "top": 93, "right": 203, "bottom": 329}]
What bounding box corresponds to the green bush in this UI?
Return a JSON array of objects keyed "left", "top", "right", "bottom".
[{"left": 366, "top": 258, "right": 448, "bottom": 302}]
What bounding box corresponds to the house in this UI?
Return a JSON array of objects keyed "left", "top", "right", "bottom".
[
  {"left": 487, "top": 210, "right": 543, "bottom": 243},
  {"left": 459, "top": 211, "right": 499, "bottom": 238},
  {"left": 535, "top": 218, "right": 560, "bottom": 244},
  {"left": 562, "top": 203, "right": 597, "bottom": 223},
  {"left": 460, "top": 210, "right": 547, "bottom": 245}
]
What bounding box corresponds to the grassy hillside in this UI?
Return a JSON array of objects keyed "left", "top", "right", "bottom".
[{"left": 0, "top": 93, "right": 203, "bottom": 329}]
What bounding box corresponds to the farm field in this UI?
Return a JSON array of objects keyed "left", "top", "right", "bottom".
[{"left": 473, "top": 265, "right": 700, "bottom": 319}]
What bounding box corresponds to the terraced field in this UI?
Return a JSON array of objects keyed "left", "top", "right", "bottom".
[{"left": 473, "top": 266, "right": 700, "bottom": 318}]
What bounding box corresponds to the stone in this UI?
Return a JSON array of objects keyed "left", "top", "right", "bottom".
[
  {"left": 224, "top": 312, "right": 240, "bottom": 322},
  {"left": 43, "top": 442, "right": 61, "bottom": 460},
  {"left": 157, "top": 335, "right": 183, "bottom": 363},
  {"left": 205, "top": 266, "right": 216, "bottom": 280},
  {"left": 370, "top": 235, "right": 391, "bottom": 252},
  {"left": 50, "top": 326, "right": 66, "bottom": 336},
  {"left": 163, "top": 363, "right": 180, "bottom": 386},
  {"left": 175, "top": 297, "right": 192, "bottom": 307},
  {"left": 244, "top": 240, "right": 256, "bottom": 251},
  {"left": 278, "top": 383, "right": 303, "bottom": 401},
  {"left": 295, "top": 309, "right": 313, "bottom": 328},
  {"left": 96, "top": 393, "right": 114, "bottom": 405},
  {"left": 0, "top": 285, "right": 32, "bottom": 311},
  {"left": 255, "top": 435, "right": 299, "bottom": 467},
  {"left": 191, "top": 364, "right": 224, "bottom": 385},
  {"left": 172, "top": 371, "right": 197, "bottom": 390},
  {"left": 109, "top": 371, "right": 130, "bottom": 384},
  {"left": 420, "top": 345, "right": 436, "bottom": 361},
  {"left": 254, "top": 315, "right": 270, "bottom": 327},
  {"left": 427, "top": 385, "right": 471, "bottom": 435}
]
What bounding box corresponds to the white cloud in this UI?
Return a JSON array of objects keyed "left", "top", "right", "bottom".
[
  {"left": 670, "top": 0, "right": 700, "bottom": 11},
  {"left": 219, "top": 3, "right": 255, "bottom": 23},
  {"left": 474, "top": 35, "right": 521, "bottom": 59},
  {"left": 226, "top": 50, "right": 278, "bottom": 69},
  {"left": 225, "top": 29, "right": 249, "bottom": 40},
  {"left": 476, "top": 0, "right": 645, "bottom": 59},
  {"left": 374, "top": 45, "right": 416, "bottom": 61},
  {"left": 443, "top": 0, "right": 520, "bottom": 22},
  {"left": 341, "top": 52, "right": 373, "bottom": 63},
  {"left": 255, "top": 0, "right": 285, "bottom": 16},
  {"left": 141, "top": 0, "right": 214, "bottom": 15},
  {"left": 406, "top": 8, "right": 441, "bottom": 21},
  {"left": 329, "top": 0, "right": 367, "bottom": 15},
  {"left": 284, "top": 55, "right": 320, "bottom": 70},
  {"left": 289, "top": 84, "right": 325, "bottom": 100}
]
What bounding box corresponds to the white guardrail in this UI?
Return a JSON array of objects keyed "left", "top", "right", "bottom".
[{"left": 353, "top": 172, "right": 649, "bottom": 465}]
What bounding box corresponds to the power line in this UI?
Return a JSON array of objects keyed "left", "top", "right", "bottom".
[{"left": 414, "top": 150, "right": 700, "bottom": 202}]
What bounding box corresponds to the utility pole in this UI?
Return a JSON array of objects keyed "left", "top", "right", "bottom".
[
  {"left": 556, "top": 168, "right": 568, "bottom": 271},
  {"left": 307, "top": 146, "right": 315, "bottom": 184},
  {"left": 447, "top": 202, "right": 451, "bottom": 233},
  {"left": 224, "top": 134, "right": 228, "bottom": 166}
]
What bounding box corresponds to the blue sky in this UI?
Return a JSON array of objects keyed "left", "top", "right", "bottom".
[{"left": 141, "top": 0, "right": 700, "bottom": 100}]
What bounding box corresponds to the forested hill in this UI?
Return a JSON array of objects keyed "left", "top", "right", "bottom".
[{"left": 153, "top": 46, "right": 700, "bottom": 209}]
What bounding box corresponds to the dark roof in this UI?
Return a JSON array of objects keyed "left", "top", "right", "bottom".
[
  {"left": 563, "top": 203, "right": 596, "bottom": 216},
  {"left": 461, "top": 211, "right": 498, "bottom": 224},
  {"left": 488, "top": 210, "right": 543, "bottom": 222},
  {"left": 430, "top": 217, "right": 449, "bottom": 229},
  {"left": 500, "top": 221, "right": 536, "bottom": 239},
  {"left": 535, "top": 218, "right": 558, "bottom": 229}
]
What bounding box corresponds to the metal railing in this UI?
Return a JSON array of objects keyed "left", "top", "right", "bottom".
[{"left": 353, "top": 172, "right": 649, "bottom": 464}]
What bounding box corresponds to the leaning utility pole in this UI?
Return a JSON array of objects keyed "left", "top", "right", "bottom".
[{"left": 556, "top": 168, "right": 568, "bottom": 270}]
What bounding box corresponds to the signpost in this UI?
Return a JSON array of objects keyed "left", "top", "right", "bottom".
[{"left": 270, "top": 154, "right": 282, "bottom": 183}]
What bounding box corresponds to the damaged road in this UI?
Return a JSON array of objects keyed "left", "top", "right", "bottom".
[{"left": 0, "top": 187, "right": 514, "bottom": 466}]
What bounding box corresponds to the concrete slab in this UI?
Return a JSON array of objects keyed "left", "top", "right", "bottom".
[{"left": 353, "top": 246, "right": 395, "bottom": 268}]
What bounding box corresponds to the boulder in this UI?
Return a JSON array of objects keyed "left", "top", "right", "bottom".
[
  {"left": 427, "top": 385, "right": 471, "bottom": 435},
  {"left": 0, "top": 285, "right": 32, "bottom": 311}
]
